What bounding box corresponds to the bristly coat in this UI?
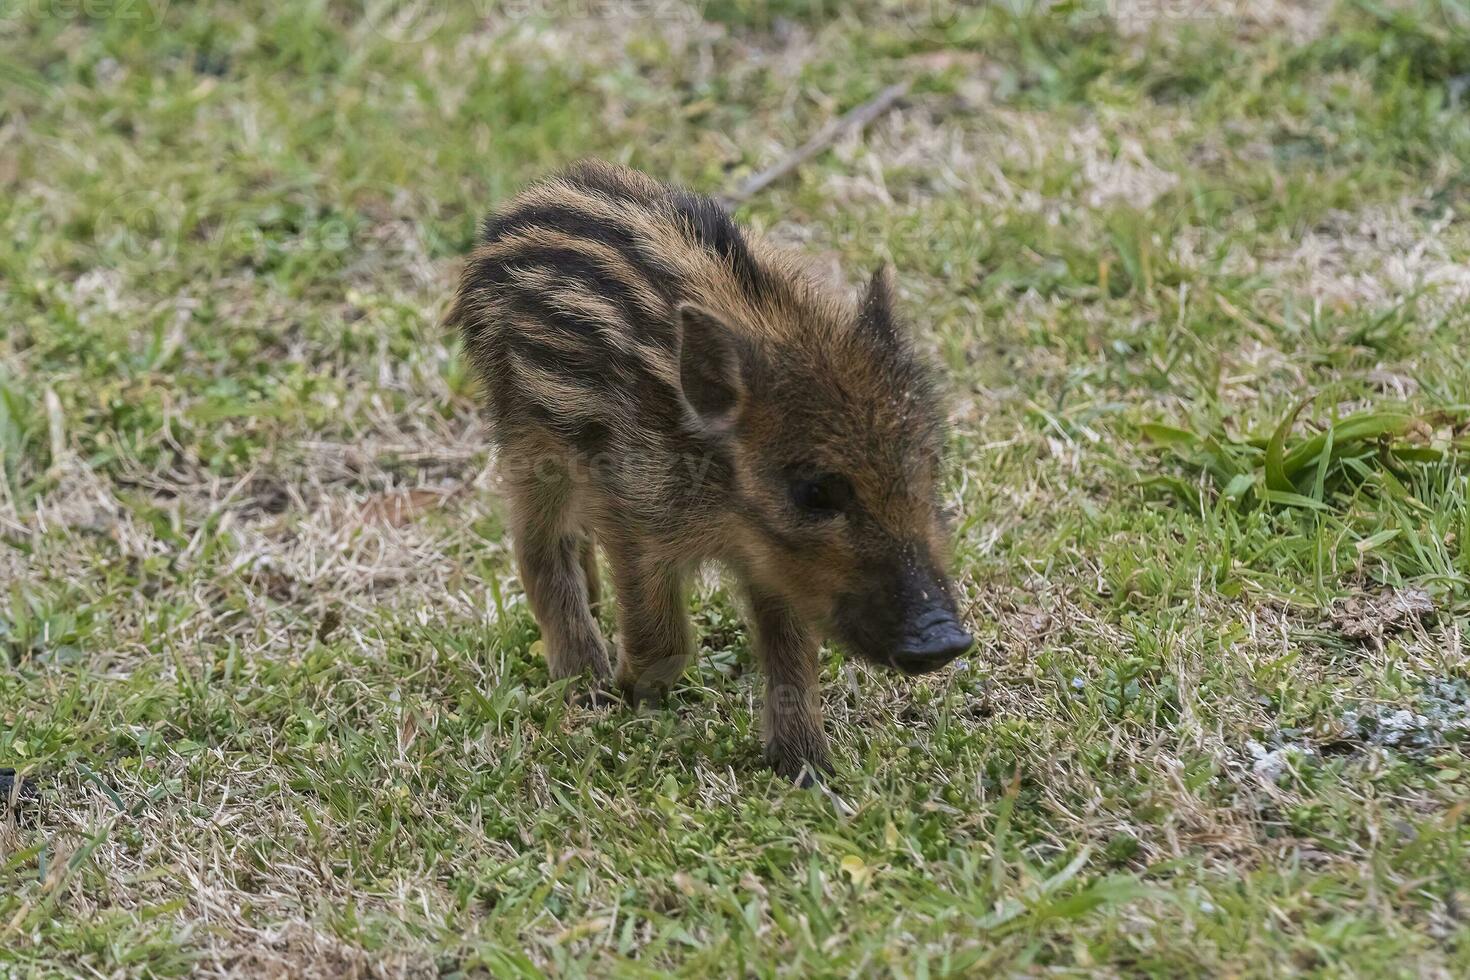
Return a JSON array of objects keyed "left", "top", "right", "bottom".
[{"left": 450, "top": 161, "right": 971, "bottom": 783}]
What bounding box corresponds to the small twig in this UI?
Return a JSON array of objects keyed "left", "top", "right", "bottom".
[{"left": 719, "top": 80, "right": 911, "bottom": 209}]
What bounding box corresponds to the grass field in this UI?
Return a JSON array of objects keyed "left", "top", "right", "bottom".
[{"left": 4, "top": 0, "right": 1470, "bottom": 975}]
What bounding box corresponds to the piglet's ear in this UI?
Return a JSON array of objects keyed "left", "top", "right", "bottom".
[
  {"left": 677, "top": 303, "right": 745, "bottom": 429},
  {"left": 857, "top": 262, "right": 902, "bottom": 345}
]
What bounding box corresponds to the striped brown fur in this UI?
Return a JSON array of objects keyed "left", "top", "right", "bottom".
[{"left": 451, "top": 161, "right": 971, "bottom": 783}]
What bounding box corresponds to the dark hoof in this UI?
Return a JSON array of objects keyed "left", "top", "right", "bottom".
[
  {"left": 792, "top": 767, "right": 822, "bottom": 789},
  {"left": 1, "top": 768, "right": 39, "bottom": 825},
  {"left": 766, "top": 750, "right": 833, "bottom": 788},
  {"left": 617, "top": 682, "right": 672, "bottom": 709},
  {"left": 554, "top": 663, "right": 616, "bottom": 709}
]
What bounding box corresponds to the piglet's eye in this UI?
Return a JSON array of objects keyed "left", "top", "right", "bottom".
[{"left": 789, "top": 472, "right": 852, "bottom": 516}]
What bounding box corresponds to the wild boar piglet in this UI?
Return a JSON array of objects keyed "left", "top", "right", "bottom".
[{"left": 450, "top": 161, "right": 972, "bottom": 782}]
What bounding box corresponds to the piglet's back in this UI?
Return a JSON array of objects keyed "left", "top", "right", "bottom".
[{"left": 447, "top": 161, "right": 850, "bottom": 457}]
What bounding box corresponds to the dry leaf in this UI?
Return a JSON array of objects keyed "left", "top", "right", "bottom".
[{"left": 1330, "top": 588, "right": 1435, "bottom": 641}]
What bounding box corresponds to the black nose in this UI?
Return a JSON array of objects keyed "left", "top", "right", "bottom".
[{"left": 892, "top": 615, "right": 973, "bottom": 676}]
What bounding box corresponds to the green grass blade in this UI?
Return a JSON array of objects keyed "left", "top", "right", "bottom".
[
  {"left": 1311, "top": 407, "right": 1337, "bottom": 502},
  {"left": 1281, "top": 412, "right": 1415, "bottom": 478},
  {"left": 1266, "top": 395, "right": 1314, "bottom": 492},
  {"left": 1263, "top": 489, "right": 1333, "bottom": 511},
  {"left": 1140, "top": 423, "right": 1199, "bottom": 447}
]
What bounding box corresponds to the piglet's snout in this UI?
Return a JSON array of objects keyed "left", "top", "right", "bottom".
[{"left": 893, "top": 604, "right": 973, "bottom": 675}]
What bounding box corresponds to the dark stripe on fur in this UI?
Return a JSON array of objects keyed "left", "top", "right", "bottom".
[
  {"left": 505, "top": 330, "right": 628, "bottom": 392},
  {"left": 498, "top": 291, "right": 653, "bottom": 387},
  {"left": 466, "top": 244, "right": 676, "bottom": 350},
  {"left": 514, "top": 394, "right": 610, "bottom": 456},
  {"left": 669, "top": 190, "right": 773, "bottom": 300},
  {"left": 481, "top": 204, "right": 681, "bottom": 303},
  {"left": 558, "top": 164, "right": 777, "bottom": 306},
  {"left": 497, "top": 290, "right": 687, "bottom": 440}
]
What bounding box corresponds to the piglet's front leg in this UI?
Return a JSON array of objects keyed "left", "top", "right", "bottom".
[{"left": 747, "top": 588, "right": 832, "bottom": 786}]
